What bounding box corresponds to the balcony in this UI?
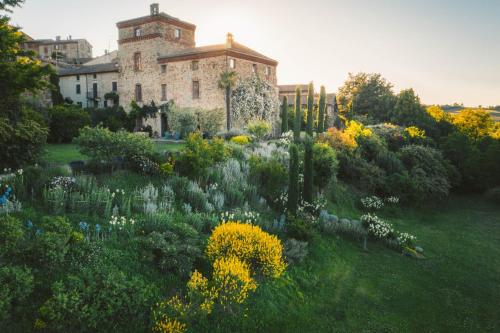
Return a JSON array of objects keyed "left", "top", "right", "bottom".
[{"left": 86, "top": 91, "right": 100, "bottom": 101}]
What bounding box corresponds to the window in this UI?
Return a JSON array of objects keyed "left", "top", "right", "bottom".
[
  {"left": 93, "top": 74, "right": 97, "bottom": 79},
  {"left": 161, "top": 84, "right": 167, "bottom": 101},
  {"left": 174, "top": 28, "right": 181, "bottom": 39},
  {"left": 135, "top": 84, "right": 142, "bottom": 102},
  {"left": 44, "top": 47, "right": 48, "bottom": 54},
  {"left": 192, "top": 81, "right": 200, "bottom": 99},
  {"left": 133, "top": 52, "right": 142, "bottom": 71},
  {"left": 55, "top": 44, "right": 59, "bottom": 50},
  {"left": 252, "top": 64, "right": 257, "bottom": 73},
  {"left": 76, "top": 84, "right": 81, "bottom": 94},
  {"left": 265, "top": 66, "right": 271, "bottom": 77},
  {"left": 191, "top": 60, "right": 199, "bottom": 70},
  {"left": 92, "top": 82, "right": 98, "bottom": 98},
  {"left": 76, "top": 75, "right": 80, "bottom": 81},
  {"left": 229, "top": 58, "right": 235, "bottom": 69},
  {"left": 112, "top": 81, "right": 117, "bottom": 92},
  {"left": 77, "top": 102, "right": 82, "bottom": 107},
  {"left": 134, "top": 27, "right": 142, "bottom": 37},
  {"left": 161, "top": 64, "right": 167, "bottom": 73},
  {"left": 104, "top": 100, "right": 108, "bottom": 108}
]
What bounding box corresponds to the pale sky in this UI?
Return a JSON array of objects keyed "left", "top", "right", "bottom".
[{"left": 9, "top": 0, "right": 500, "bottom": 106}]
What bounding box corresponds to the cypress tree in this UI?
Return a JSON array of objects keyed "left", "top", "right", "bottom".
[
  {"left": 287, "top": 144, "right": 299, "bottom": 215},
  {"left": 303, "top": 136, "right": 314, "bottom": 203},
  {"left": 293, "top": 87, "right": 301, "bottom": 142},
  {"left": 317, "top": 86, "right": 326, "bottom": 133},
  {"left": 281, "top": 95, "right": 288, "bottom": 134},
  {"left": 306, "top": 82, "right": 314, "bottom": 136}
]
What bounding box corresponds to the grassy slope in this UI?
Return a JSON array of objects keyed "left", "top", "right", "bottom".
[
  {"left": 242, "top": 196, "right": 500, "bottom": 333},
  {"left": 43, "top": 142, "right": 186, "bottom": 165}
]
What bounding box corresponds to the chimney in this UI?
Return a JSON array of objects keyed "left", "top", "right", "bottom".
[
  {"left": 150, "top": 3, "right": 159, "bottom": 16},
  {"left": 56, "top": 35, "right": 61, "bottom": 41},
  {"left": 68, "top": 35, "right": 72, "bottom": 40},
  {"left": 226, "top": 33, "right": 234, "bottom": 48}
]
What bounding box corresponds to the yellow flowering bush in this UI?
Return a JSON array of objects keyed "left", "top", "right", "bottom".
[
  {"left": 153, "top": 317, "right": 186, "bottom": 333},
  {"left": 206, "top": 222, "right": 286, "bottom": 278},
  {"left": 153, "top": 296, "right": 189, "bottom": 333},
  {"left": 230, "top": 135, "right": 251, "bottom": 145},
  {"left": 212, "top": 256, "right": 257, "bottom": 305},
  {"left": 405, "top": 126, "right": 426, "bottom": 139}
]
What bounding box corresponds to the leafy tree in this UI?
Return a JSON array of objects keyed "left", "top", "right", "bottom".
[
  {"left": 306, "top": 82, "right": 314, "bottom": 136},
  {"left": 0, "top": 16, "right": 52, "bottom": 123},
  {"left": 287, "top": 144, "right": 299, "bottom": 215},
  {"left": 48, "top": 105, "right": 91, "bottom": 143},
  {"left": 293, "top": 87, "right": 301, "bottom": 142},
  {"left": 337, "top": 72, "right": 395, "bottom": 122},
  {"left": 317, "top": 86, "right": 326, "bottom": 133},
  {"left": 303, "top": 137, "right": 314, "bottom": 203},
  {"left": 0, "top": 0, "right": 24, "bottom": 12},
  {"left": 280, "top": 95, "right": 288, "bottom": 133},
  {"left": 390, "top": 89, "right": 434, "bottom": 132},
  {"left": 452, "top": 109, "right": 495, "bottom": 141},
  {"left": 218, "top": 71, "right": 237, "bottom": 130}
]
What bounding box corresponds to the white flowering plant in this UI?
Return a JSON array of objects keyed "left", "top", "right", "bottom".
[
  {"left": 220, "top": 210, "right": 260, "bottom": 224},
  {"left": 361, "top": 196, "right": 384, "bottom": 210},
  {"left": 361, "top": 213, "right": 395, "bottom": 239}
]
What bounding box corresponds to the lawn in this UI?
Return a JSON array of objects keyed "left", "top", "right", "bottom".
[
  {"left": 43, "top": 142, "right": 186, "bottom": 165},
  {"left": 240, "top": 195, "right": 500, "bottom": 332}
]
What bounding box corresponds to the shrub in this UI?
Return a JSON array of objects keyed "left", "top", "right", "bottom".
[
  {"left": 206, "top": 222, "right": 286, "bottom": 278},
  {"left": 139, "top": 225, "right": 201, "bottom": 277},
  {"left": 284, "top": 239, "right": 308, "bottom": 265},
  {"left": 312, "top": 142, "right": 339, "bottom": 192},
  {"left": 287, "top": 144, "right": 300, "bottom": 215},
  {"left": 0, "top": 215, "right": 25, "bottom": 259},
  {"left": 48, "top": 105, "right": 91, "bottom": 143},
  {"left": 87, "top": 106, "right": 132, "bottom": 132},
  {"left": 176, "top": 132, "right": 229, "bottom": 179},
  {"left": 398, "top": 144, "right": 453, "bottom": 200},
  {"left": 230, "top": 135, "right": 251, "bottom": 145},
  {"left": 249, "top": 155, "right": 288, "bottom": 203},
  {"left": 286, "top": 215, "right": 314, "bottom": 241},
  {"left": 247, "top": 119, "right": 272, "bottom": 141},
  {"left": 198, "top": 108, "right": 225, "bottom": 137},
  {"left": 38, "top": 269, "right": 156, "bottom": 332},
  {"left": 0, "top": 116, "right": 48, "bottom": 169},
  {"left": 0, "top": 265, "right": 34, "bottom": 322},
  {"left": 169, "top": 106, "right": 198, "bottom": 138},
  {"left": 75, "top": 126, "right": 154, "bottom": 168}
]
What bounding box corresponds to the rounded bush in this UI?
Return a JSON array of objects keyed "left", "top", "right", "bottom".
[{"left": 206, "top": 222, "right": 286, "bottom": 278}]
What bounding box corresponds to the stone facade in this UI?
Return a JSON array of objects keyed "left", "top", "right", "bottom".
[
  {"left": 57, "top": 4, "right": 279, "bottom": 135},
  {"left": 24, "top": 37, "right": 93, "bottom": 64}
]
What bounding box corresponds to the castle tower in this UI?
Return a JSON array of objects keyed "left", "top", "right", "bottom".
[{"left": 116, "top": 3, "right": 196, "bottom": 110}]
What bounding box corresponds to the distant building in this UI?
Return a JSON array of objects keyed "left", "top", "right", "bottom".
[
  {"left": 56, "top": 3, "right": 279, "bottom": 136},
  {"left": 23, "top": 36, "right": 92, "bottom": 64},
  {"left": 278, "top": 84, "right": 337, "bottom": 124}
]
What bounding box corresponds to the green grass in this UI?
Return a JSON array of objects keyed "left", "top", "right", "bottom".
[
  {"left": 43, "top": 142, "right": 186, "bottom": 165},
  {"left": 241, "top": 196, "right": 500, "bottom": 332}
]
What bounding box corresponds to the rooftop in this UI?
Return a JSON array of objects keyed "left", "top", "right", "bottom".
[
  {"left": 116, "top": 12, "right": 196, "bottom": 30},
  {"left": 278, "top": 84, "right": 309, "bottom": 93},
  {"left": 58, "top": 63, "right": 118, "bottom": 77},
  {"left": 158, "top": 36, "right": 278, "bottom": 66}
]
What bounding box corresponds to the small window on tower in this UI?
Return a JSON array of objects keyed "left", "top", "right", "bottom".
[
  {"left": 265, "top": 66, "right": 271, "bottom": 76},
  {"left": 135, "top": 84, "right": 143, "bottom": 102},
  {"left": 192, "top": 81, "right": 200, "bottom": 99},
  {"left": 252, "top": 64, "right": 257, "bottom": 73},
  {"left": 161, "top": 64, "right": 167, "bottom": 73},
  {"left": 191, "top": 60, "right": 199, "bottom": 70},
  {"left": 161, "top": 84, "right": 167, "bottom": 101},
  {"left": 134, "top": 27, "right": 142, "bottom": 37},
  {"left": 134, "top": 52, "right": 142, "bottom": 71},
  {"left": 174, "top": 28, "right": 181, "bottom": 39},
  {"left": 229, "top": 58, "right": 235, "bottom": 69}
]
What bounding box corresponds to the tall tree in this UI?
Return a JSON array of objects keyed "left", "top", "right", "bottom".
[
  {"left": 317, "top": 85, "right": 326, "bottom": 133},
  {"left": 337, "top": 72, "right": 395, "bottom": 122},
  {"left": 303, "top": 136, "right": 314, "bottom": 203},
  {"left": 0, "top": 16, "right": 52, "bottom": 123},
  {"left": 306, "top": 82, "right": 314, "bottom": 136},
  {"left": 293, "top": 86, "right": 301, "bottom": 142},
  {"left": 280, "top": 95, "right": 288, "bottom": 133},
  {"left": 287, "top": 144, "right": 299, "bottom": 215},
  {"left": 218, "top": 71, "right": 237, "bottom": 131}
]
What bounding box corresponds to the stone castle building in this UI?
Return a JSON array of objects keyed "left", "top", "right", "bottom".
[
  {"left": 24, "top": 36, "right": 93, "bottom": 64},
  {"left": 57, "top": 3, "right": 278, "bottom": 136}
]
